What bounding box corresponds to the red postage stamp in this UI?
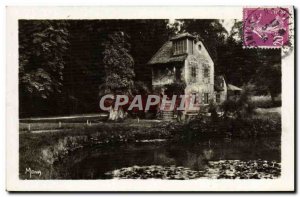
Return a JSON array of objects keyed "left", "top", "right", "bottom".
[{"left": 243, "top": 8, "right": 291, "bottom": 48}]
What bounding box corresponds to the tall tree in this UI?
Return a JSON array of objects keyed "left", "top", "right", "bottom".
[
  {"left": 216, "top": 20, "right": 281, "bottom": 95},
  {"left": 19, "top": 20, "right": 69, "bottom": 117},
  {"left": 94, "top": 20, "right": 173, "bottom": 86},
  {"left": 61, "top": 20, "right": 105, "bottom": 115},
  {"left": 254, "top": 51, "right": 281, "bottom": 102},
  {"left": 101, "top": 31, "right": 135, "bottom": 120}
]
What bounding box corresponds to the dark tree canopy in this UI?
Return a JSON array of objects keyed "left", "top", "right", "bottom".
[
  {"left": 178, "top": 19, "right": 228, "bottom": 61},
  {"left": 19, "top": 20, "right": 69, "bottom": 98},
  {"left": 19, "top": 19, "right": 281, "bottom": 117},
  {"left": 102, "top": 31, "right": 135, "bottom": 95},
  {"left": 216, "top": 20, "right": 281, "bottom": 98},
  {"left": 19, "top": 20, "right": 69, "bottom": 117},
  {"left": 19, "top": 20, "right": 173, "bottom": 117}
]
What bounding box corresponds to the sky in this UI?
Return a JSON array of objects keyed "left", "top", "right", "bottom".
[{"left": 221, "top": 19, "right": 235, "bottom": 34}]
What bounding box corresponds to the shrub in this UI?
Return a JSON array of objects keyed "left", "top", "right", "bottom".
[
  {"left": 221, "top": 99, "right": 239, "bottom": 118},
  {"left": 163, "top": 81, "right": 186, "bottom": 97},
  {"left": 172, "top": 114, "right": 281, "bottom": 142},
  {"left": 208, "top": 100, "right": 218, "bottom": 122},
  {"left": 221, "top": 85, "right": 255, "bottom": 119}
]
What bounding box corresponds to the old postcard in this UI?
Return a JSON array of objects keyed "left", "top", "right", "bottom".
[{"left": 6, "top": 6, "right": 295, "bottom": 191}]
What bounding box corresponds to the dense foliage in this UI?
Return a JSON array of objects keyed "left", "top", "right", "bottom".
[
  {"left": 102, "top": 31, "right": 135, "bottom": 95},
  {"left": 172, "top": 115, "right": 281, "bottom": 142},
  {"left": 19, "top": 19, "right": 282, "bottom": 117},
  {"left": 19, "top": 20, "right": 69, "bottom": 116}
]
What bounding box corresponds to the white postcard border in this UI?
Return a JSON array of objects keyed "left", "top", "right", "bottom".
[{"left": 6, "top": 6, "right": 295, "bottom": 191}]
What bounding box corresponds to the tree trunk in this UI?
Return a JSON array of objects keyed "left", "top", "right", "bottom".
[{"left": 108, "top": 107, "right": 125, "bottom": 121}]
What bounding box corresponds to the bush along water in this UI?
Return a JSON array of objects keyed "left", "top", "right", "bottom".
[
  {"left": 174, "top": 114, "right": 281, "bottom": 142},
  {"left": 171, "top": 90, "right": 281, "bottom": 142},
  {"left": 20, "top": 113, "right": 281, "bottom": 179},
  {"left": 19, "top": 90, "right": 281, "bottom": 179},
  {"left": 19, "top": 121, "right": 175, "bottom": 179}
]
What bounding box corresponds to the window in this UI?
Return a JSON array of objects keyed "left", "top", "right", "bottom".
[
  {"left": 188, "top": 39, "right": 193, "bottom": 54},
  {"left": 216, "top": 93, "right": 220, "bottom": 103},
  {"left": 178, "top": 40, "right": 182, "bottom": 52},
  {"left": 191, "top": 93, "right": 199, "bottom": 103},
  {"left": 183, "top": 40, "right": 187, "bottom": 52},
  {"left": 174, "top": 39, "right": 187, "bottom": 55},
  {"left": 220, "top": 81, "right": 223, "bottom": 87},
  {"left": 198, "top": 44, "right": 202, "bottom": 51},
  {"left": 191, "top": 66, "right": 197, "bottom": 80},
  {"left": 204, "top": 68, "right": 209, "bottom": 78},
  {"left": 204, "top": 93, "right": 209, "bottom": 104}
]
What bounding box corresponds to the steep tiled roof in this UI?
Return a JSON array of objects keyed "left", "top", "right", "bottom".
[
  {"left": 147, "top": 41, "right": 187, "bottom": 65},
  {"left": 170, "top": 33, "right": 196, "bottom": 40},
  {"left": 227, "top": 84, "right": 242, "bottom": 91}
]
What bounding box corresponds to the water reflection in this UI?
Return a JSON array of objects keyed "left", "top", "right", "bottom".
[{"left": 54, "top": 137, "right": 280, "bottom": 179}]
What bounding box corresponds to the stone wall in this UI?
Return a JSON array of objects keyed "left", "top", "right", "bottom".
[{"left": 184, "top": 41, "right": 215, "bottom": 108}]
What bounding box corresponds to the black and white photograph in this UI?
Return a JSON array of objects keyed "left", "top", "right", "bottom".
[{"left": 5, "top": 6, "right": 295, "bottom": 192}]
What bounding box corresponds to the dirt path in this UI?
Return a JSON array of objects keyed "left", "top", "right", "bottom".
[
  {"left": 19, "top": 118, "right": 166, "bottom": 134},
  {"left": 20, "top": 113, "right": 108, "bottom": 121},
  {"left": 255, "top": 107, "right": 281, "bottom": 114}
]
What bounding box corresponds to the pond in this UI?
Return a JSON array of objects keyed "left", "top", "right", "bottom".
[{"left": 54, "top": 137, "right": 281, "bottom": 179}]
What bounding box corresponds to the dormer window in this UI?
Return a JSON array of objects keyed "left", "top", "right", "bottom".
[
  {"left": 171, "top": 33, "right": 196, "bottom": 55},
  {"left": 188, "top": 39, "right": 193, "bottom": 54},
  {"left": 173, "top": 39, "right": 186, "bottom": 55},
  {"left": 191, "top": 66, "right": 197, "bottom": 78}
]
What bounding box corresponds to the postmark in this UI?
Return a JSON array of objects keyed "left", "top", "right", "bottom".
[{"left": 243, "top": 7, "right": 291, "bottom": 48}]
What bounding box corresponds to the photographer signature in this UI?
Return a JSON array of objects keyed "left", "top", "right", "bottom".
[{"left": 25, "top": 168, "right": 42, "bottom": 178}]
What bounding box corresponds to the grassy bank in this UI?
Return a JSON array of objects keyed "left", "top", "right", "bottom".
[
  {"left": 172, "top": 112, "right": 281, "bottom": 142},
  {"left": 19, "top": 110, "right": 281, "bottom": 179},
  {"left": 19, "top": 120, "right": 173, "bottom": 179},
  {"left": 250, "top": 95, "right": 281, "bottom": 108}
]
